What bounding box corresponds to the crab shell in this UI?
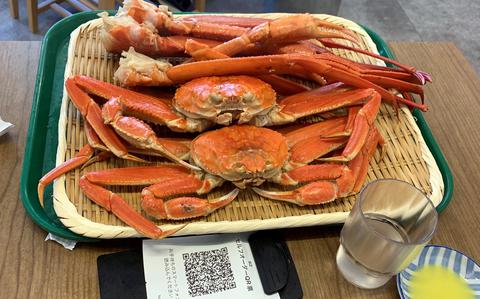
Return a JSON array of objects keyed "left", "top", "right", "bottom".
[
  {"left": 173, "top": 76, "right": 276, "bottom": 126},
  {"left": 190, "top": 125, "right": 289, "bottom": 187}
]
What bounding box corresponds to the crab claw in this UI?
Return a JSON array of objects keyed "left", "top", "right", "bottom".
[{"left": 101, "top": 98, "right": 200, "bottom": 171}]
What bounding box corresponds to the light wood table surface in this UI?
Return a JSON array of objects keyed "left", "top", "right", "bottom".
[{"left": 1, "top": 41, "right": 479, "bottom": 299}]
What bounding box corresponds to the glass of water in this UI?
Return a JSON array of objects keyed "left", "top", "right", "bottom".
[{"left": 336, "top": 179, "right": 438, "bottom": 289}]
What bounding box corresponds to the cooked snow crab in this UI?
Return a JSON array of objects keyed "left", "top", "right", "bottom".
[
  {"left": 100, "top": 0, "right": 431, "bottom": 91},
  {"left": 36, "top": 2, "right": 434, "bottom": 239},
  {"left": 114, "top": 50, "right": 428, "bottom": 111},
  {"left": 62, "top": 121, "right": 384, "bottom": 239},
  {"left": 38, "top": 74, "right": 386, "bottom": 238},
  {"left": 38, "top": 75, "right": 382, "bottom": 201},
  {"left": 99, "top": 0, "right": 358, "bottom": 57}
]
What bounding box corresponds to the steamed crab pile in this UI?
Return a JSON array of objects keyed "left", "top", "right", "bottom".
[{"left": 38, "top": 0, "right": 432, "bottom": 239}]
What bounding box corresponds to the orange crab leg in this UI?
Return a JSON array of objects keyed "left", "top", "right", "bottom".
[
  {"left": 83, "top": 165, "right": 192, "bottom": 185},
  {"left": 184, "top": 39, "right": 309, "bottom": 95},
  {"left": 101, "top": 98, "right": 196, "bottom": 171},
  {"left": 82, "top": 164, "right": 233, "bottom": 223},
  {"left": 320, "top": 39, "right": 432, "bottom": 85},
  {"left": 270, "top": 41, "right": 329, "bottom": 55},
  {"left": 79, "top": 176, "right": 184, "bottom": 239},
  {"left": 181, "top": 15, "right": 270, "bottom": 28},
  {"left": 37, "top": 144, "right": 94, "bottom": 206},
  {"left": 166, "top": 54, "right": 428, "bottom": 111},
  {"left": 271, "top": 164, "right": 356, "bottom": 200},
  {"left": 277, "top": 164, "right": 348, "bottom": 183},
  {"left": 282, "top": 116, "right": 348, "bottom": 146},
  {"left": 317, "top": 54, "right": 426, "bottom": 101},
  {"left": 66, "top": 78, "right": 145, "bottom": 163},
  {"left": 355, "top": 66, "right": 422, "bottom": 83},
  {"left": 74, "top": 75, "right": 209, "bottom": 132},
  {"left": 84, "top": 121, "right": 186, "bottom": 166},
  {"left": 209, "top": 15, "right": 358, "bottom": 57},
  {"left": 123, "top": 0, "right": 356, "bottom": 43},
  {"left": 295, "top": 57, "right": 427, "bottom": 111},
  {"left": 288, "top": 136, "right": 348, "bottom": 167},
  {"left": 100, "top": 11, "right": 222, "bottom": 57},
  {"left": 276, "top": 87, "right": 374, "bottom": 122},
  {"left": 74, "top": 76, "right": 182, "bottom": 126},
  {"left": 141, "top": 178, "right": 237, "bottom": 220},
  {"left": 84, "top": 121, "right": 109, "bottom": 152},
  {"left": 124, "top": 0, "right": 249, "bottom": 41},
  {"left": 254, "top": 126, "right": 382, "bottom": 205},
  {"left": 182, "top": 14, "right": 360, "bottom": 45},
  {"left": 361, "top": 74, "right": 425, "bottom": 101},
  {"left": 349, "top": 127, "right": 384, "bottom": 193},
  {"left": 317, "top": 106, "right": 362, "bottom": 138},
  {"left": 321, "top": 90, "right": 381, "bottom": 162}
]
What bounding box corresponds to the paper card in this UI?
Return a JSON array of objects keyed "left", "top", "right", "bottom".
[
  {"left": 143, "top": 233, "right": 280, "bottom": 299},
  {"left": 0, "top": 116, "right": 13, "bottom": 137}
]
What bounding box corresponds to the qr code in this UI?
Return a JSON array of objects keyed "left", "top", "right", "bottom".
[{"left": 183, "top": 247, "right": 236, "bottom": 297}]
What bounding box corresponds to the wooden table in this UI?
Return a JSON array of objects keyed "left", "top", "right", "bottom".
[{"left": 1, "top": 41, "right": 479, "bottom": 298}]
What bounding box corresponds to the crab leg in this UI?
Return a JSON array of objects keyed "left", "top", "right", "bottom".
[
  {"left": 265, "top": 87, "right": 376, "bottom": 125},
  {"left": 99, "top": 12, "right": 222, "bottom": 57},
  {"left": 349, "top": 127, "right": 385, "bottom": 192},
  {"left": 317, "top": 53, "right": 426, "bottom": 101},
  {"left": 277, "top": 116, "right": 362, "bottom": 168},
  {"left": 320, "top": 39, "right": 432, "bottom": 85},
  {"left": 79, "top": 175, "right": 184, "bottom": 239},
  {"left": 66, "top": 78, "right": 145, "bottom": 163},
  {"left": 111, "top": 53, "right": 428, "bottom": 111},
  {"left": 254, "top": 126, "right": 383, "bottom": 205},
  {"left": 288, "top": 136, "right": 348, "bottom": 168},
  {"left": 325, "top": 106, "right": 361, "bottom": 138},
  {"left": 179, "top": 15, "right": 429, "bottom": 82},
  {"left": 84, "top": 121, "right": 109, "bottom": 152},
  {"left": 208, "top": 14, "right": 357, "bottom": 57},
  {"left": 69, "top": 76, "right": 197, "bottom": 171},
  {"left": 74, "top": 75, "right": 210, "bottom": 132},
  {"left": 37, "top": 144, "right": 94, "bottom": 206},
  {"left": 181, "top": 15, "right": 269, "bottom": 28},
  {"left": 141, "top": 179, "right": 237, "bottom": 220},
  {"left": 165, "top": 54, "right": 428, "bottom": 111},
  {"left": 122, "top": 0, "right": 248, "bottom": 40},
  {"left": 254, "top": 173, "right": 353, "bottom": 205},
  {"left": 80, "top": 165, "right": 232, "bottom": 237},
  {"left": 184, "top": 39, "right": 309, "bottom": 95},
  {"left": 321, "top": 90, "right": 381, "bottom": 162},
  {"left": 102, "top": 98, "right": 199, "bottom": 170},
  {"left": 281, "top": 116, "right": 348, "bottom": 146},
  {"left": 121, "top": 0, "right": 356, "bottom": 44},
  {"left": 85, "top": 121, "right": 188, "bottom": 164}
]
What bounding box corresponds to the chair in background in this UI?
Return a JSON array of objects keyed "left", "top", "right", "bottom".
[
  {"left": 26, "top": 0, "right": 117, "bottom": 33},
  {"left": 8, "top": 0, "right": 19, "bottom": 19},
  {"left": 194, "top": 0, "right": 204, "bottom": 11}
]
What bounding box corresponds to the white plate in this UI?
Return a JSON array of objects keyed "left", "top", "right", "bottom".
[
  {"left": 0, "top": 117, "right": 13, "bottom": 137},
  {"left": 397, "top": 245, "right": 480, "bottom": 298}
]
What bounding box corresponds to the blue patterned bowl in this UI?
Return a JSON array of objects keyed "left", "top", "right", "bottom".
[{"left": 397, "top": 245, "right": 480, "bottom": 298}]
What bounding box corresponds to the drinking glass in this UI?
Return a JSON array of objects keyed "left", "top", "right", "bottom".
[{"left": 336, "top": 179, "right": 438, "bottom": 289}]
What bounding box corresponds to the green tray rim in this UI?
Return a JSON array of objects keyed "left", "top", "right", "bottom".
[{"left": 19, "top": 11, "right": 453, "bottom": 242}]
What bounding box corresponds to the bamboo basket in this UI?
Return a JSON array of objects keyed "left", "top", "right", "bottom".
[{"left": 51, "top": 13, "right": 444, "bottom": 239}]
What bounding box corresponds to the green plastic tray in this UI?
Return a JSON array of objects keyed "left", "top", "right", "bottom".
[{"left": 20, "top": 11, "right": 453, "bottom": 242}]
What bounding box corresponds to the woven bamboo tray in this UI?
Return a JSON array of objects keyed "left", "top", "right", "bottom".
[{"left": 51, "top": 13, "right": 444, "bottom": 239}]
